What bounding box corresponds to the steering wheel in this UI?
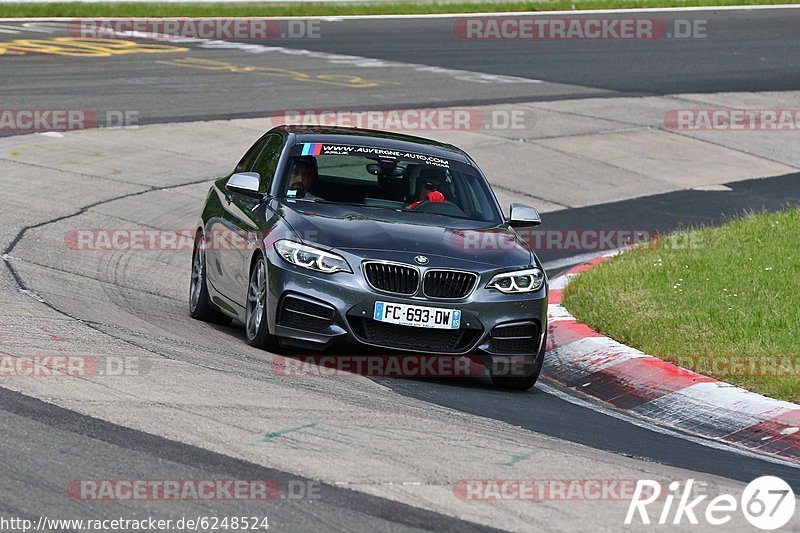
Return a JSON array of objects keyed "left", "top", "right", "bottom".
[
  {"left": 407, "top": 190, "right": 445, "bottom": 210},
  {"left": 289, "top": 182, "right": 307, "bottom": 198},
  {"left": 411, "top": 199, "right": 466, "bottom": 217}
]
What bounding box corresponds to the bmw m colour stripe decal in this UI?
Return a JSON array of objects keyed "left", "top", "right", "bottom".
[{"left": 301, "top": 143, "right": 323, "bottom": 156}]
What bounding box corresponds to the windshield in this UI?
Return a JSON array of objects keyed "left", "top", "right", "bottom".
[{"left": 279, "top": 143, "right": 502, "bottom": 223}]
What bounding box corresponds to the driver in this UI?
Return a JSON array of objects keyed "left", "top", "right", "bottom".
[
  {"left": 288, "top": 158, "right": 319, "bottom": 199},
  {"left": 406, "top": 170, "right": 447, "bottom": 210}
]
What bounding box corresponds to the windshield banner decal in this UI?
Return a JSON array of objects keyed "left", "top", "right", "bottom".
[{"left": 297, "top": 143, "right": 450, "bottom": 168}]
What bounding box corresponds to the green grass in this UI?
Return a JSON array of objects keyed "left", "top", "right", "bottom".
[
  {"left": 0, "top": 0, "right": 792, "bottom": 18},
  {"left": 563, "top": 208, "right": 800, "bottom": 402}
]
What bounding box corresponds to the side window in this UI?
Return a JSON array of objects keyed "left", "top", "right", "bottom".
[
  {"left": 234, "top": 135, "right": 268, "bottom": 173},
  {"left": 251, "top": 135, "right": 284, "bottom": 192}
]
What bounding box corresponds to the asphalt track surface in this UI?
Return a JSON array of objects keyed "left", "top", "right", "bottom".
[
  {"left": 0, "top": 387, "right": 500, "bottom": 532},
  {"left": 1, "top": 8, "right": 800, "bottom": 128},
  {"left": 1, "top": 8, "right": 800, "bottom": 531},
  {"left": 276, "top": 10, "right": 800, "bottom": 95}
]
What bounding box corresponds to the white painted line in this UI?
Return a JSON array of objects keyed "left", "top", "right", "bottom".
[
  {"left": 692, "top": 184, "right": 733, "bottom": 191},
  {"left": 548, "top": 275, "right": 575, "bottom": 291},
  {"left": 2, "top": 5, "right": 800, "bottom": 22},
  {"left": 0, "top": 27, "right": 20, "bottom": 34},
  {"left": 538, "top": 381, "right": 800, "bottom": 469},
  {"left": 86, "top": 27, "right": 541, "bottom": 85},
  {"left": 655, "top": 381, "right": 800, "bottom": 416},
  {"left": 23, "top": 22, "right": 67, "bottom": 29},
  {"left": 548, "top": 336, "right": 648, "bottom": 369},
  {"left": 0, "top": 18, "right": 537, "bottom": 86},
  {"left": 301, "top": 4, "right": 800, "bottom": 20},
  {"left": 18, "top": 22, "right": 62, "bottom": 32},
  {"left": 543, "top": 250, "right": 614, "bottom": 272},
  {"left": 547, "top": 305, "right": 575, "bottom": 322},
  {"left": 631, "top": 383, "right": 792, "bottom": 438}
]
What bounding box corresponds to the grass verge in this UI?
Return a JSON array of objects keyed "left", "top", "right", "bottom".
[
  {"left": 563, "top": 208, "right": 800, "bottom": 402},
  {"left": 0, "top": 0, "right": 793, "bottom": 18}
]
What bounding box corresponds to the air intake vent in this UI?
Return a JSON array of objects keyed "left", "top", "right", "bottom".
[
  {"left": 349, "top": 318, "right": 480, "bottom": 353},
  {"left": 423, "top": 270, "right": 477, "bottom": 299},
  {"left": 364, "top": 262, "right": 419, "bottom": 295},
  {"left": 277, "top": 296, "right": 335, "bottom": 332},
  {"left": 490, "top": 323, "right": 540, "bottom": 353}
]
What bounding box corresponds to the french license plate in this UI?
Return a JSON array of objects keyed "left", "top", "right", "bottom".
[{"left": 373, "top": 301, "right": 461, "bottom": 329}]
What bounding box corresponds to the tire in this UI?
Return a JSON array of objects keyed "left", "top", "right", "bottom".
[
  {"left": 189, "top": 232, "right": 232, "bottom": 326},
  {"left": 244, "top": 255, "right": 279, "bottom": 350},
  {"left": 490, "top": 331, "right": 547, "bottom": 391}
]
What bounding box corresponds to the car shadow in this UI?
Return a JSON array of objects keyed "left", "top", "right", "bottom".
[{"left": 207, "top": 319, "right": 540, "bottom": 393}]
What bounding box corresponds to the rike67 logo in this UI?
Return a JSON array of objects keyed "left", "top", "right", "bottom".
[{"left": 626, "top": 477, "right": 795, "bottom": 530}]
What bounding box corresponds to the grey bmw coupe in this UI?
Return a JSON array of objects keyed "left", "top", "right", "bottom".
[{"left": 190, "top": 126, "right": 548, "bottom": 389}]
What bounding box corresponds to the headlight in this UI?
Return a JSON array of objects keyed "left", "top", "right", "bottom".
[
  {"left": 487, "top": 268, "right": 544, "bottom": 294},
  {"left": 274, "top": 240, "right": 351, "bottom": 274}
]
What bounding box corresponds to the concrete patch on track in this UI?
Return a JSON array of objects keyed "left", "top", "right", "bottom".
[
  {"left": 262, "top": 92, "right": 799, "bottom": 210},
  {"left": 0, "top": 92, "right": 797, "bottom": 529}
]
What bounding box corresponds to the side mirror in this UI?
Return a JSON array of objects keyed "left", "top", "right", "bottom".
[
  {"left": 508, "top": 203, "right": 542, "bottom": 227},
  {"left": 225, "top": 172, "right": 262, "bottom": 199}
]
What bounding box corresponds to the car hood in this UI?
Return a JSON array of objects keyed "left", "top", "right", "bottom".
[{"left": 272, "top": 199, "right": 533, "bottom": 268}]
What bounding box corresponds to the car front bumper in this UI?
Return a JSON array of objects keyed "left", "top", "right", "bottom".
[{"left": 264, "top": 248, "right": 548, "bottom": 364}]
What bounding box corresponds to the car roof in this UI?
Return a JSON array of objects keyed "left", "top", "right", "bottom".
[{"left": 272, "top": 125, "right": 471, "bottom": 164}]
